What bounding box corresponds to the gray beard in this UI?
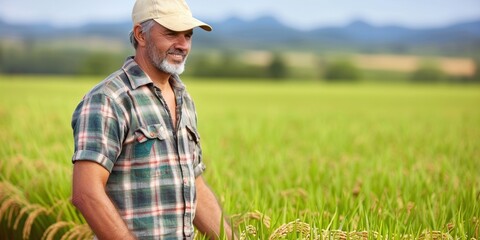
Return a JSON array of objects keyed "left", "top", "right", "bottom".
[
  {"left": 147, "top": 41, "right": 186, "bottom": 75},
  {"left": 157, "top": 57, "right": 186, "bottom": 75}
]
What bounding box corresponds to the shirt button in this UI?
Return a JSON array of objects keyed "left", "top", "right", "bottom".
[
  {"left": 183, "top": 178, "right": 188, "bottom": 185},
  {"left": 150, "top": 132, "right": 155, "bottom": 137}
]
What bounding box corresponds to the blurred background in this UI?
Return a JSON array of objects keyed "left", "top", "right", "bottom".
[
  {"left": 1, "top": 2, "right": 479, "bottom": 238},
  {"left": 0, "top": 0, "right": 479, "bottom": 82}
]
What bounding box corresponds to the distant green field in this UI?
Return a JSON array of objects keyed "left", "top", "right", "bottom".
[{"left": 0, "top": 75, "right": 479, "bottom": 239}]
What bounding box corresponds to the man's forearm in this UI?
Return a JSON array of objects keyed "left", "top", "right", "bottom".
[
  {"left": 72, "top": 161, "right": 136, "bottom": 240},
  {"left": 194, "top": 177, "right": 237, "bottom": 240},
  {"left": 72, "top": 192, "right": 135, "bottom": 239}
]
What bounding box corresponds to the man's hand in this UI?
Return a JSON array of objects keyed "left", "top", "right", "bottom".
[
  {"left": 194, "top": 176, "right": 237, "bottom": 240},
  {"left": 71, "top": 161, "right": 136, "bottom": 240}
]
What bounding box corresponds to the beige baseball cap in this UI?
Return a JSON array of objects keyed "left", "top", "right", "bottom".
[{"left": 132, "top": 0, "right": 212, "bottom": 32}]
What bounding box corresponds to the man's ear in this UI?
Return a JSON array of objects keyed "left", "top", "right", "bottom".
[{"left": 133, "top": 24, "right": 147, "bottom": 48}]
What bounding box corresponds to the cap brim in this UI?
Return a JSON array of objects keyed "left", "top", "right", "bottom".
[{"left": 153, "top": 15, "right": 212, "bottom": 32}]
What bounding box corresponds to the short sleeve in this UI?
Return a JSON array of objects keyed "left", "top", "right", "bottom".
[
  {"left": 183, "top": 94, "right": 206, "bottom": 178},
  {"left": 71, "top": 93, "right": 125, "bottom": 172},
  {"left": 193, "top": 143, "right": 206, "bottom": 178}
]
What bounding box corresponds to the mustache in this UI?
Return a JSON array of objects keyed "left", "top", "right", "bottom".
[{"left": 167, "top": 49, "right": 187, "bottom": 56}]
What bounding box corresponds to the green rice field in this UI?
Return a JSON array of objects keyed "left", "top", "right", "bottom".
[{"left": 0, "top": 75, "right": 479, "bottom": 239}]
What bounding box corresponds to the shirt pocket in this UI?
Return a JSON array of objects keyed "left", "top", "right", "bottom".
[
  {"left": 185, "top": 125, "right": 200, "bottom": 164},
  {"left": 132, "top": 124, "right": 167, "bottom": 178}
]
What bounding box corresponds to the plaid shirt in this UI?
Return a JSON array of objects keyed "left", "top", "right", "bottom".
[{"left": 71, "top": 57, "right": 205, "bottom": 239}]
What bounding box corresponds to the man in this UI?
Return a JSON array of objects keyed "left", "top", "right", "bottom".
[{"left": 70, "top": 0, "right": 235, "bottom": 239}]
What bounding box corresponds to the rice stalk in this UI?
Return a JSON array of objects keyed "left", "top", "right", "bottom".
[
  {"left": 60, "top": 228, "right": 82, "bottom": 240},
  {"left": 350, "top": 231, "right": 369, "bottom": 239},
  {"left": 348, "top": 230, "right": 382, "bottom": 239},
  {"left": 78, "top": 227, "right": 94, "bottom": 240},
  {"left": 268, "top": 219, "right": 316, "bottom": 240},
  {"left": 321, "top": 230, "right": 347, "bottom": 240},
  {"left": 0, "top": 181, "right": 73, "bottom": 240},
  {"left": 22, "top": 207, "right": 49, "bottom": 240},
  {"left": 0, "top": 195, "right": 23, "bottom": 227},
  {"left": 48, "top": 199, "right": 69, "bottom": 221},
  {"left": 280, "top": 188, "right": 309, "bottom": 206},
  {"left": 8, "top": 198, "right": 50, "bottom": 240},
  {"left": 0, "top": 181, "right": 28, "bottom": 227},
  {"left": 14, "top": 204, "right": 40, "bottom": 230},
  {"left": 60, "top": 223, "right": 93, "bottom": 240},
  {"left": 7, "top": 203, "right": 20, "bottom": 228},
  {"left": 280, "top": 188, "right": 308, "bottom": 199},
  {"left": 1, "top": 181, "right": 89, "bottom": 240},
  {"left": 232, "top": 210, "right": 271, "bottom": 228},
  {"left": 239, "top": 225, "right": 257, "bottom": 240},
  {"left": 417, "top": 230, "right": 453, "bottom": 240},
  {"left": 41, "top": 221, "right": 75, "bottom": 240},
  {"left": 319, "top": 230, "right": 381, "bottom": 240}
]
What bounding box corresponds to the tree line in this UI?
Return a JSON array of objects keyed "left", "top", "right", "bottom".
[{"left": 1, "top": 44, "right": 478, "bottom": 83}]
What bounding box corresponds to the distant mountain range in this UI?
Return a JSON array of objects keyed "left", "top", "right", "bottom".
[{"left": 1, "top": 16, "right": 480, "bottom": 56}]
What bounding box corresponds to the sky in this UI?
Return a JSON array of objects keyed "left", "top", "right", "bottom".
[{"left": 0, "top": 0, "right": 479, "bottom": 30}]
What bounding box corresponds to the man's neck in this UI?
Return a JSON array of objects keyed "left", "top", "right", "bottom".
[{"left": 134, "top": 55, "right": 172, "bottom": 92}]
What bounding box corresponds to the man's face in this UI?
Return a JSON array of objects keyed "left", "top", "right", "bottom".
[{"left": 145, "top": 23, "right": 193, "bottom": 75}]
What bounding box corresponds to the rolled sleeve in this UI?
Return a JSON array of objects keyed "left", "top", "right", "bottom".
[
  {"left": 71, "top": 93, "right": 125, "bottom": 172},
  {"left": 72, "top": 150, "right": 115, "bottom": 172},
  {"left": 194, "top": 161, "right": 206, "bottom": 178}
]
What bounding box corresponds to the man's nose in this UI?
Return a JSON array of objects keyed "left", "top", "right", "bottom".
[{"left": 175, "top": 34, "right": 190, "bottom": 50}]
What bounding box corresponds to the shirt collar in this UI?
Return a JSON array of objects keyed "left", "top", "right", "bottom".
[
  {"left": 122, "top": 56, "right": 186, "bottom": 92},
  {"left": 122, "top": 57, "right": 150, "bottom": 90},
  {"left": 169, "top": 74, "right": 186, "bottom": 92}
]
